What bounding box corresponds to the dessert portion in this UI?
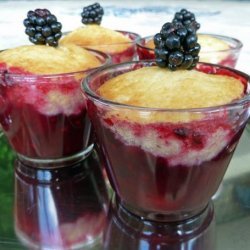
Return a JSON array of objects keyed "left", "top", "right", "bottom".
[
  {"left": 83, "top": 12, "right": 248, "bottom": 219},
  {"left": 98, "top": 67, "right": 243, "bottom": 109},
  {"left": 141, "top": 34, "right": 231, "bottom": 65},
  {"left": 0, "top": 44, "right": 100, "bottom": 117},
  {"left": 60, "top": 3, "right": 139, "bottom": 63},
  {"left": 60, "top": 25, "right": 132, "bottom": 54},
  {"left": 97, "top": 66, "right": 245, "bottom": 166},
  {"left": 145, "top": 34, "right": 229, "bottom": 52},
  {"left": 0, "top": 44, "right": 101, "bottom": 74},
  {"left": 87, "top": 62, "right": 248, "bottom": 221},
  {"left": 198, "top": 34, "right": 231, "bottom": 64},
  {"left": 137, "top": 9, "right": 242, "bottom": 67},
  {"left": 0, "top": 8, "right": 106, "bottom": 163}
]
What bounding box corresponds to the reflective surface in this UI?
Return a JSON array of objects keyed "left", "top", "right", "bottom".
[
  {"left": 0, "top": 125, "right": 250, "bottom": 249},
  {"left": 104, "top": 198, "right": 215, "bottom": 250},
  {"left": 14, "top": 153, "right": 109, "bottom": 249}
]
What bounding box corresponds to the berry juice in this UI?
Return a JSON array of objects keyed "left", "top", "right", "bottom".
[
  {"left": 84, "top": 62, "right": 249, "bottom": 221},
  {"left": 14, "top": 150, "right": 109, "bottom": 249}
]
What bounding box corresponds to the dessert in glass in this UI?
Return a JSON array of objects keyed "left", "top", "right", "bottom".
[
  {"left": 14, "top": 150, "right": 109, "bottom": 249},
  {"left": 137, "top": 33, "right": 243, "bottom": 68},
  {"left": 60, "top": 3, "right": 140, "bottom": 64},
  {"left": 137, "top": 9, "right": 242, "bottom": 68},
  {"left": 0, "top": 45, "right": 109, "bottom": 168},
  {"left": 83, "top": 60, "right": 249, "bottom": 221},
  {"left": 0, "top": 8, "right": 110, "bottom": 168},
  {"left": 103, "top": 197, "right": 215, "bottom": 250}
]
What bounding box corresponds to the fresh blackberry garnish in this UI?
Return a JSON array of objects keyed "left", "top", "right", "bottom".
[
  {"left": 81, "top": 3, "right": 104, "bottom": 25},
  {"left": 173, "top": 9, "right": 200, "bottom": 32},
  {"left": 154, "top": 22, "right": 200, "bottom": 71},
  {"left": 23, "top": 9, "right": 62, "bottom": 47}
]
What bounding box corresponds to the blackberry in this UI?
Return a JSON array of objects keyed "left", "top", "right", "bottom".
[
  {"left": 173, "top": 9, "right": 200, "bottom": 32},
  {"left": 154, "top": 22, "right": 200, "bottom": 71},
  {"left": 81, "top": 3, "right": 104, "bottom": 25},
  {"left": 23, "top": 9, "right": 62, "bottom": 47}
]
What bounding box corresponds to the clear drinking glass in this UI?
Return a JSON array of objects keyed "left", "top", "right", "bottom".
[
  {"left": 0, "top": 49, "right": 110, "bottom": 168},
  {"left": 137, "top": 34, "right": 243, "bottom": 68},
  {"left": 82, "top": 60, "right": 250, "bottom": 222}
]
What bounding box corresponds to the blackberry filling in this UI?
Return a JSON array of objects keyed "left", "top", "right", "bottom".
[
  {"left": 23, "top": 9, "right": 62, "bottom": 47},
  {"left": 81, "top": 2, "right": 104, "bottom": 25},
  {"left": 154, "top": 21, "right": 200, "bottom": 70}
]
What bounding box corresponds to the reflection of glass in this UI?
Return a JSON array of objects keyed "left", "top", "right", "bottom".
[
  {"left": 83, "top": 61, "right": 250, "bottom": 222},
  {"left": 104, "top": 199, "right": 215, "bottom": 250},
  {"left": 137, "top": 34, "right": 243, "bottom": 68},
  {"left": 14, "top": 150, "right": 109, "bottom": 249},
  {"left": 0, "top": 50, "right": 110, "bottom": 168}
]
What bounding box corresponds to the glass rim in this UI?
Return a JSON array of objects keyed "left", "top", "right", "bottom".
[
  {"left": 63, "top": 29, "right": 141, "bottom": 47},
  {"left": 82, "top": 60, "right": 250, "bottom": 113},
  {"left": 136, "top": 33, "right": 243, "bottom": 53},
  {"left": 0, "top": 47, "right": 111, "bottom": 79}
]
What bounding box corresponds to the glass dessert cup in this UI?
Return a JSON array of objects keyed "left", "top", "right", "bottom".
[
  {"left": 14, "top": 149, "right": 109, "bottom": 250},
  {"left": 137, "top": 34, "right": 243, "bottom": 68},
  {"left": 82, "top": 60, "right": 250, "bottom": 222},
  {"left": 103, "top": 198, "right": 215, "bottom": 250},
  {"left": 63, "top": 30, "right": 140, "bottom": 64},
  {"left": 0, "top": 49, "right": 110, "bottom": 168}
]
